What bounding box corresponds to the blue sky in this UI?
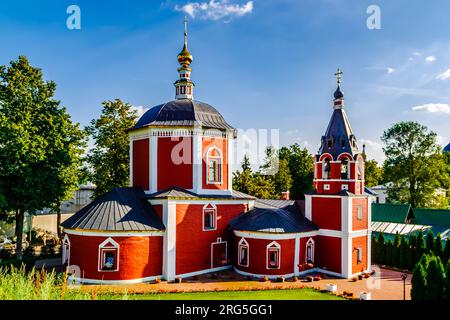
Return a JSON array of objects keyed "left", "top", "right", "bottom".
[{"left": 0, "top": 0, "right": 449, "bottom": 165}]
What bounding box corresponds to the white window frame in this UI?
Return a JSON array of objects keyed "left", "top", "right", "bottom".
[
  {"left": 306, "top": 238, "right": 315, "bottom": 263},
  {"left": 62, "top": 234, "right": 70, "bottom": 265},
  {"left": 357, "top": 205, "right": 363, "bottom": 220},
  {"left": 324, "top": 184, "right": 330, "bottom": 190},
  {"left": 340, "top": 157, "right": 350, "bottom": 179},
  {"left": 341, "top": 184, "right": 349, "bottom": 190},
  {"left": 98, "top": 237, "right": 120, "bottom": 272},
  {"left": 238, "top": 238, "right": 249, "bottom": 267},
  {"left": 206, "top": 146, "right": 223, "bottom": 185},
  {"left": 202, "top": 203, "right": 217, "bottom": 231},
  {"left": 357, "top": 247, "right": 363, "bottom": 263},
  {"left": 266, "top": 241, "right": 281, "bottom": 270},
  {"left": 322, "top": 158, "right": 331, "bottom": 180}
]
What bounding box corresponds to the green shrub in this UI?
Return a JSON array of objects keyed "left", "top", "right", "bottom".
[
  {"left": 444, "top": 261, "right": 450, "bottom": 300},
  {"left": 426, "top": 231, "right": 435, "bottom": 254},
  {"left": 425, "top": 256, "right": 445, "bottom": 300},
  {"left": 411, "top": 260, "right": 427, "bottom": 300}
]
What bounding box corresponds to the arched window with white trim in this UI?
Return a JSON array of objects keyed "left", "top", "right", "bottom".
[
  {"left": 357, "top": 157, "right": 364, "bottom": 181},
  {"left": 62, "top": 235, "right": 70, "bottom": 265},
  {"left": 306, "top": 238, "right": 315, "bottom": 263},
  {"left": 203, "top": 203, "right": 217, "bottom": 231},
  {"left": 322, "top": 158, "right": 331, "bottom": 179},
  {"left": 340, "top": 157, "right": 350, "bottom": 179},
  {"left": 98, "top": 237, "right": 119, "bottom": 272},
  {"left": 238, "top": 238, "right": 249, "bottom": 267},
  {"left": 206, "top": 146, "right": 223, "bottom": 184},
  {"left": 266, "top": 241, "right": 281, "bottom": 269}
]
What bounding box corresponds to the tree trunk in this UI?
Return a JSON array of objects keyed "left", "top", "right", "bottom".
[
  {"left": 56, "top": 201, "right": 62, "bottom": 238},
  {"left": 15, "top": 209, "right": 24, "bottom": 260}
]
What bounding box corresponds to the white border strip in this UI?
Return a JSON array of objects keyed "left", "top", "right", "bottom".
[{"left": 64, "top": 229, "right": 164, "bottom": 237}]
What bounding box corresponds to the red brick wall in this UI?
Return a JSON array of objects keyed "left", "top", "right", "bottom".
[
  {"left": 157, "top": 137, "right": 193, "bottom": 190},
  {"left": 234, "top": 236, "right": 295, "bottom": 276},
  {"left": 352, "top": 236, "right": 368, "bottom": 274},
  {"left": 316, "top": 235, "right": 341, "bottom": 274},
  {"left": 311, "top": 197, "right": 341, "bottom": 230},
  {"left": 175, "top": 203, "right": 246, "bottom": 275},
  {"left": 67, "top": 233, "right": 163, "bottom": 281},
  {"left": 132, "top": 139, "right": 149, "bottom": 190},
  {"left": 153, "top": 204, "right": 163, "bottom": 222},
  {"left": 202, "top": 137, "right": 228, "bottom": 190},
  {"left": 352, "top": 198, "right": 368, "bottom": 231}
]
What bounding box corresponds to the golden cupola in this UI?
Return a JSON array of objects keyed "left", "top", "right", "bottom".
[{"left": 175, "top": 17, "right": 195, "bottom": 100}]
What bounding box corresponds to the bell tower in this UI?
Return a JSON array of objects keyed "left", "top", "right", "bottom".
[
  {"left": 175, "top": 16, "right": 195, "bottom": 100},
  {"left": 304, "top": 69, "right": 372, "bottom": 278}
]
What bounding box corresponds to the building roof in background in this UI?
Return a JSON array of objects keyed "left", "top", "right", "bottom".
[
  {"left": 411, "top": 208, "right": 450, "bottom": 227},
  {"left": 61, "top": 187, "right": 165, "bottom": 232},
  {"left": 130, "top": 99, "right": 235, "bottom": 132},
  {"left": 444, "top": 142, "right": 450, "bottom": 152},
  {"left": 371, "top": 203, "right": 413, "bottom": 224},
  {"left": 146, "top": 186, "right": 255, "bottom": 200},
  {"left": 229, "top": 200, "right": 318, "bottom": 233}
]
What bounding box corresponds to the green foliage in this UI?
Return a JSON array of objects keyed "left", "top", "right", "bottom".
[
  {"left": 259, "top": 147, "right": 292, "bottom": 196},
  {"left": 392, "top": 232, "right": 401, "bottom": 267},
  {"left": 85, "top": 99, "right": 138, "bottom": 197},
  {"left": 279, "top": 144, "right": 314, "bottom": 199},
  {"left": 381, "top": 121, "right": 449, "bottom": 208},
  {"left": 416, "top": 230, "right": 426, "bottom": 261},
  {"left": 364, "top": 159, "right": 384, "bottom": 187},
  {"left": 376, "top": 233, "right": 386, "bottom": 265},
  {"left": 444, "top": 261, "right": 450, "bottom": 300},
  {"left": 434, "top": 234, "right": 443, "bottom": 259},
  {"left": 411, "top": 259, "right": 427, "bottom": 300},
  {"left": 399, "top": 235, "right": 409, "bottom": 270},
  {"left": 426, "top": 231, "right": 435, "bottom": 254},
  {"left": 444, "top": 238, "right": 450, "bottom": 264},
  {"left": 425, "top": 256, "right": 445, "bottom": 300},
  {"left": 385, "top": 241, "right": 393, "bottom": 267},
  {"left": 0, "top": 56, "right": 86, "bottom": 258}
]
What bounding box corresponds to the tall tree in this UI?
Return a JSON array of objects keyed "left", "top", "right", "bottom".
[
  {"left": 444, "top": 261, "right": 450, "bottom": 300},
  {"left": 260, "top": 147, "right": 292, "bottom": 197},
  {"left": 279, "top": 144, "right": 314, "bottom": 200},
  {"left": 232, "top": 155, "right": 254, "bottom": 195},
  {"left": 426, "top": 231, "right": 435, "bottom": 254},
  {"left": 381, "top": 121, "right": 448, "bottom": 208},
  {"left": 0, "top": 56, "right": 85, "bottom": 258},
  {"left": 425, "top": 256, "right": 445, "bottom": 300},
  {"left": 411, "top": 259, "right": 428, "bottom": 300},
  {"left": 364, "top": 159, "right": 384, "bottom": 187},
  {"left": 434, "top": 234, "right": 443, "bottom": 259},
  {"left": 86, "top": 99, "right": 137, "bottom": 197},
  {"left": 444, "top": 238, "right": 450, "bottom": 264}
]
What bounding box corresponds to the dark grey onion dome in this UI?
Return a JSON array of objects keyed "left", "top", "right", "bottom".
[
  {"left": 130, "top": 99, "right": 235, "bottom": 131},
  {"left": 61, "top": 187, "right": 165, "bottom": 232},
  {"left": 334, "top": 85, "right": 344, "bottom": 99},
  {"left": 229, "top": 200, "right": 318, "bottom": 233},
  {"left": 444, "top": 142, "right": 450, "bottom": 153}
]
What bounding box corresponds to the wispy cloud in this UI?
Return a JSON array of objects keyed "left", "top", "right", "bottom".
[
  {"left": 436, "top": 68, "right": 450, "bottom": 80},
  {"left": 130, "top": 105, "right": 149, "bottom": 117},
  {"left": 425, "top": 55, "right": 436, "bottom": 63},
  {"left": 412, "top": 103, "right": 450, "bottom": 114},
  {"left": 175, "top": 0, "right": 253, "bottom": 21},
  {"left": 387, "top": 67, "right": 395, "bottom": 74},
  {"left": 359, "top": 139, "right": 385, "bottom": 162}
]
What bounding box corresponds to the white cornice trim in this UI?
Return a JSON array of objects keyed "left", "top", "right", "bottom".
[
  {"left": 64, "top": 229, "right": 164, "bottom": 237},
  {"left": 68, "top": 274, "right": 162, "bottom": 285}
]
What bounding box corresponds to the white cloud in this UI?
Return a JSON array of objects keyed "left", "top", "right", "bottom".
[
  {"left": 359, "top": 139, "right": 385, "bottom": 163},
  {"left": 130, "top": 105, "right": 149, "bottom": 117},
  {"left": 412, "top": 103, "right": 450, "bottom": 114},
  {"left": 387, "top": 67, "right": 395, "bottom": 74},
  {"left": 425, "top": 56, "right": 436, "bottom": 63},
  {"left": 175, "top": 0, "right": 253, "bottom": 21},
  {"left": 413, "top": 51, "right": 421, "bottom": 56},
  {"left": 436, "top": 68, "right": 450, "bottom": 80}
]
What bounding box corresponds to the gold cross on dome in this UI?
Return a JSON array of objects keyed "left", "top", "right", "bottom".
[{"left": 335, "top": 68, "right": 343, "bottom": 85}]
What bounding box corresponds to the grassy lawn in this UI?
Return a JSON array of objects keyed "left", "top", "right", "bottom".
[{"left": 125, "top": 289, "right": 345, "bottom": 300}]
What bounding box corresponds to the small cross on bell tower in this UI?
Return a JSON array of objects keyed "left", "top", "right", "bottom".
[{"left": 333, "top": 68, "right": 344, "bottom": 108}]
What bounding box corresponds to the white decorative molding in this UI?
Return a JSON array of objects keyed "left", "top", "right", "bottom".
[
  {"left": 150, "top": 135, "right": 158, "bottom": 193},
  {"left": 63, "top": 229, "right": 164, "bottom": 237},
  {"left": 305, "top": 195, "right": 312, "bottom": 221},
  {"left": 68, "top": 274, "right": 163, "bottom": 285}
]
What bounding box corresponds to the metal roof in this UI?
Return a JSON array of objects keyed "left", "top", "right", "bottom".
[
  {"left": 318, "top": 107, "right": 359, "bottom": 158},
  {"left": 61, "top": 187, "right": 165, "bottom": 232},
  {"left": 146, "top": 186, "right": 255, "bottom": 200},
  {"left": 229, "top": 200, "right": 318, "bottom": 233},
  {"left": 411, "top": 208, "right": 450, "bottom": 227},
  {"left": 130, "top": 99, "right": 235, "bottom": 131},
  {"left": 444, "top": 142, "right": 450, "bottom": 152},
  {"left": 371, "top": 203, "right": 413, "bottom": 224}
]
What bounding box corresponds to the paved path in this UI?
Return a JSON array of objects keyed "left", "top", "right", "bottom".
[{"left": 81, "top": 266, "right": 411, "bottom": 300}]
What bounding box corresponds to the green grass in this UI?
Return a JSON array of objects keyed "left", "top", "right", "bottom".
[{"left": 125, "top": 289, "right": 345, "bottom": 300}]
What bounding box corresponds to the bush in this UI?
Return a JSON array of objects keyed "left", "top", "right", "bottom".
[
  {"left": 444, "top": 238, "right": 450, "bottom": 264},
  {"left": 444, "top": 261, "right": 450, "bottom": 300},
  {"left": 426, "top": 231, "right": 435, "bottom": 254},
  {"left": 434, "top": 234, "right": 443, "bottom": 259},
  {"left": 411, "top": 260, "right": 427, "bottom": 300},
  {"left": 425, "top": 256, "right": 445, "bottom": 300}
]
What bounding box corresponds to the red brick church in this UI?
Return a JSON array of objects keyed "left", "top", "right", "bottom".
[{"left": 61, "top": 21, "right": 372, "bottom": 284}]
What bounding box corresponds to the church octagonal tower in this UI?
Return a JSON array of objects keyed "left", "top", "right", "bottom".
[{"left": 304, "top": 69, "right": 372, "bottom": 278}]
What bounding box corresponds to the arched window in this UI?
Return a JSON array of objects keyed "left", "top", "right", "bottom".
[
  {"left": 322, "top": 158, "right": 331, "bottom": 179},
  {"left": 340, "top": 158, "right": 350, "bottom": 179},
  {"left": 238, "top": 238, "right": 249, "bottom": 267},
  {"left": 203, "top": 204, "right": 217, "bottom": 231},
  {"left": 357, "top": 157, "right": 364, "bottom": 181},
  {"left": 62, "top": 235, "right": 70, "bottom": 265},
  {"left": 206, "top": 147, "right": 223, "bottom": 184},
  {"left": 98, "top": 238, "right": 119, "bottom": 272},
  {"left": 306, "top": 238, "right": 315, "bottom": 263},
  {"left": 266, "top": 241, "right": 281, "bottom": 269}
]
